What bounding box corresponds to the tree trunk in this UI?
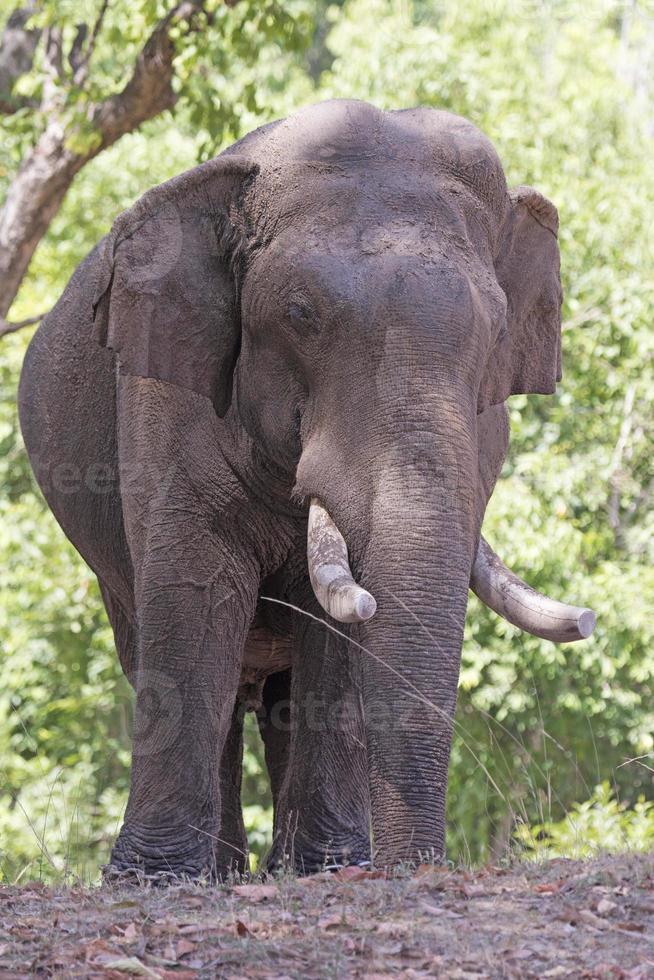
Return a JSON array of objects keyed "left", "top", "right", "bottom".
[
  {"left": 0, "top": 3, "right": 41, "bottom": 115},
  {"left": 0, "top": 122, "right": 86, "bottom": 317},
  {"left": 0, "top": 0, "right": 201, "bottom": 320}
]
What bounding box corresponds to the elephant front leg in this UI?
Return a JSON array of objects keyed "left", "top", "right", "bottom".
[
  {"left": 108, "top": 554, "right": 258, "bottom": 881},
  {"left": 106, "top": 377, "right": 266, "bottom": 881},
  {"left": 267, "top": 600, "right": 371, "bottom": 874}
]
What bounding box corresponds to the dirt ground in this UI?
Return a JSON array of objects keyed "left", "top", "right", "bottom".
[{"left": 1, "top": 853, "right": 653, "bottom": 979}]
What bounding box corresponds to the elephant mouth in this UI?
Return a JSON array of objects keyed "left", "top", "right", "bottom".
[{"left": 306, "top": 497, "right": 595, "bottom": 644}]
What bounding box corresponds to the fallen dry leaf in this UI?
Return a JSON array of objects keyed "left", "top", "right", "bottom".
[
  {"left": 534, "top": 879, "right": 567, "bottom": 894},
  {"left": 176, "top": 922, "right": 223, "bottom": 937},
  {"left": 420, "top": 901, "right": 463, "bottom": 919},
  {"left": 462, "top": 883, "right": 493, "bottom": 898},
  {"left": 85, "top": 937, "right": 119, "bottom": 962},
  {"left": 414, "top": 864, "right": 450, "bottom": 877},
  {"left": 231, "top": 884, "right": 279, "bottom": 903},
  {"left": 235, "top": 920, "right": 252, "bottom": 938},
  {"left": 145, "top": 952, "right": 177, "bottom": 968},
  {"left": 375, "top": 920, "right": 411, "bottom": 937},
  {"left": 175, "top": 939, "right": 196, "bottom": 958},
  {"left": 617, "top": 921, "right": 645, "bottom": 933},
  {"left": 7, "top": 926, "right": 37, "bottom": 941},
  {"left": 102, "top": 957, "right": 161, "bottom": 978},
  {"left": 505, "top": 947, "right": 536, "bottom": 961},
  {"left": 578, "top": 909, "right": 611, "bottom": 931},
  {"left": 318, "top": 913, "right": 346, "bottom": 930},
  {"left": 333, "top": 866, "right": 387, "bottom": 882}
]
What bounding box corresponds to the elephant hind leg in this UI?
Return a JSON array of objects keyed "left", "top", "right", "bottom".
[
  {"left": 218, "top": 666, "right": 294, "bottom": 881},
  {"left": 239, "top": 625, "right": 293, "bottom": 874},
  {"left": 257, "top": 669, "right": 292, "bottom": 833},
  {"left": 216, "top": 698, "right": 249, "bottom": 878}
]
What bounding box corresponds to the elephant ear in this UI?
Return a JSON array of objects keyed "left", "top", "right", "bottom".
[
  {"left": 92, "top": 156, "right": 257, "bottom": 417},
  {"left": 478, "top": 185, "right": 562, "bottom": 412}
]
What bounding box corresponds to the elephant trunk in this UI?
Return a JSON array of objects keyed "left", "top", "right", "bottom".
[
  {"left": 303, "top": 482, "right": 595, "bottom": 870},
  {"left": 353, "top": 482, "right": 475, "bottom": 867}
]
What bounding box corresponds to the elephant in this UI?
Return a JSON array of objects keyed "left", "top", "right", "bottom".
[{"left": 18, "top": 99, "right": 595, "bottom": 879}]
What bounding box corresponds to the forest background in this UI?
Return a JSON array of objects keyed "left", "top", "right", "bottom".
[{"left": 1, "top": 0, "right": 653, "bottom": 882}]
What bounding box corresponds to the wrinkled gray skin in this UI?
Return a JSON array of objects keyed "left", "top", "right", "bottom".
[{"left": 18, "top": 100, "right": 562, "bottom": 877}]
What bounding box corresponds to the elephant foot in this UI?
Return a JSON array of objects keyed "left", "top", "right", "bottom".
[
  {"left": 323, "top": 859, "right": 371, "bottom": 873},
  {"left": 107, "top": 821, "right": 234, "bottom": 883},
  {"left": 102, "top": 864, "right": 189, "bottom": 887},
  {"left": 266, "top": 835, "right": 371, "bottom": 876}
]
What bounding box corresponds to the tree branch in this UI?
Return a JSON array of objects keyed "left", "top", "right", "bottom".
[
  {"left": 0, "top": 311, "right": 47, "bottom": 338},
  {"left": 68, "top": 23, "right": 88, "bottom": 77},
  {"left": 0, "top": 0, "right": 214, "bottom": 321},
  {"left": 71, "top": 0, "right": 110, "bottom": 88},
  {"left": 92, "top": 0, "right": 204, "bottom": 147},
  {"left": 41, "top": 23, "right": 65, "bottom": 111},
  {"left": 0, "top": 2, "right": 41, "bottom": 115}
]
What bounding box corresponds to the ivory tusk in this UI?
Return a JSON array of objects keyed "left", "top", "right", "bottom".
[
  {"left": 307, "top": 498, "right": 377, "bottom": 624},
  {"left": 471, "top": 536, "right": 596, "bottom": 643}
]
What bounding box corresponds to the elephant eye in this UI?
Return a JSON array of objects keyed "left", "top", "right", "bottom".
[{"left": 287, "top": 299, "right": 319, "bottom": 334}]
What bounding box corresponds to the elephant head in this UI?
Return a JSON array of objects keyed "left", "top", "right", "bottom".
[{"left": 93, "top": 100, "right": 594, "bottom": 867}]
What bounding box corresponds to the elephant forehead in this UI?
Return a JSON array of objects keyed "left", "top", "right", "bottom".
[
  {"left": 252, "top": 100, "right": 507, "bottom": 221},
  {"left": 358, "top": 219, "right": 456, "bottom": 256},
  {"left": 258, "top": 169, "right": 497, "bottom": 271}
]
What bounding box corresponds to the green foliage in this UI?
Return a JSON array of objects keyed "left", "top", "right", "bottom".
[
  {"left": 516, "top": 783, "right": 654, "bottom": 860},
  {"left": 0, "top": 0, "right": 313, "bottom": 191},
  {"left": 1, "top": 0, "right": 653, "bottom": 880}
]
